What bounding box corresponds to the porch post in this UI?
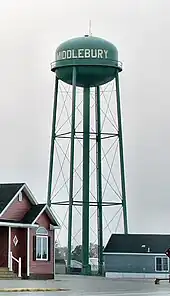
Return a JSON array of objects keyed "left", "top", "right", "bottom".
[
  {"left": 27, "top": 228, "right": 30, "bottom": 277},
  {"left": 8, "top": 227, "right": 11, "bottom": 269},
  {"left": 53, "top": 230, "right": 55, "bottom": 277}
]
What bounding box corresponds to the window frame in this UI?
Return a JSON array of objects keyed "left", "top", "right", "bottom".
[
  {"left": 155, "top": 256, "right": 169, "bottom": 272},
  {"left": 36, "top": 227, "right": 48, "bottom": 261},
  {"left": 36, "top": 227, "right": 48, "bottom": 235}
]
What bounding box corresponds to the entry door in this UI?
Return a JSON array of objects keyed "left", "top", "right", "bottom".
[
  {"left": 11, "top": 229, "right": 27, "bottom": 276},
  {"left": 0, "top": 227, "right": 8, "bottom": 267}
]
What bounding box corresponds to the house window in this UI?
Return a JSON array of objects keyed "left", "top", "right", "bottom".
[
  {"left": 36, "top": 227, "right": 48, "bottom": 260},
  {"left": 155, "top": 257, "right": 169, "bottom": 272}
]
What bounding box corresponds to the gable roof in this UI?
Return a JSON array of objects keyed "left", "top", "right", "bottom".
[
  {"left": 21, "top": 203, "right": 60, "bottom": 227},
  {"left": 0, "top": 183, "right": 60, "bottom": 228},
  {"left": 0, "top": 183, "right": 38, "bottom": 217},
  {"left": 44, "top": 204, "right": 60, "bottom": 227},
  {"left": 104, "top": 234, "right": 170, "bottom": 254},
  {"left": 21, "top": 204, "right": 45, "bottom": 224},
  {"left": 0, "top": 183, "right": 24, "bottom": 213}
]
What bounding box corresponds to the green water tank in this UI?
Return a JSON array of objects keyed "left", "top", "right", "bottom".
[{"left": 51, "top": 35, "right": 122, "bottom": 87}]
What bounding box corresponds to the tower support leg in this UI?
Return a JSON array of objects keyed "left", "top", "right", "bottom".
[
  {"left": 47, "top": 76, "right": 59, "bottom": 207},
  {"left": 82, "top": 87, "right": 90, "bottom": 275},
  {"left": 115, "top": 72, "right": 128, "bottom": 234},
  {"left": 67, "top": 67, "right": 77, "bottom": 273},
  {"left": 95, "top": 86, "right": 103, "bottom": 275}
]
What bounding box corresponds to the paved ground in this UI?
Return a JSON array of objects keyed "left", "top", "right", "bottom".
[{"left": 0, "top": 274, "right": 170, "bottom": 295}]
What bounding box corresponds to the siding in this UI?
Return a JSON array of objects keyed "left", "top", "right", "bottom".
[
  {"left": 30, "top": 212, "right": 54, "bottom": 276},
  {"left": 11, "top": 228, "right": 27, "bottom": 275},
  {"left": 1, "top": 191, "right": 31, "bottom": 221},
  {"left": 36, "top": 212, "right": 51, "bottom": 229},
  {"left": 104, "top": 254, "right": 170, "bottom": 274}
]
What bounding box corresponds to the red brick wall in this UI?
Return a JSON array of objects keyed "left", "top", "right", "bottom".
[
  {"left": 30, "top": 212, "right": 54, "bottom": 276},
  {"left": 1, "top": 191, "right": 31, "bottom": 221}
]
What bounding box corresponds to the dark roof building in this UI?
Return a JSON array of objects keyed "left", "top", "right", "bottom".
[
  {"left": 104, "top": 234, "right": 170, "bottom": 254},
  {"left": 104, "top": 233, "right": 170, "bottom": 280}
]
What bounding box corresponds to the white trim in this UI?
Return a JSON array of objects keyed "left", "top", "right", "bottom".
[
  {"left": 23, "top": 184, "right": 38, "bottom": 205},
  {"left": 0, "top": 183, "right": 38, "bottom": 218},
  {"left": 105, "top": 272, "right": 170, "bottom": 279},
  {"left": 8, "top": 227, "right": 11, "bottom": 268},
  {"left": 36, "top": 234, "right": 48, "bottom": 238},
  {"left": 9, "top": 251, "right": 12, "bottom": 271},
  {"left": 13, "top": 235, "right": 18, "bottom": 246},
  {"left": 0, "top": 184, "right": 25, "bottom": 217},
  {"left": 53, "top": 230, "right": 55, "bottom": 276},
  {"left": 103, "top": 252, "right": 167, "bottom": 256},
  {"left": 155, "top": 256, "right": 169, "bottom": 272},
  {"left": 27, "top": 228, "right": 30, "bottom": 277},
  {"left": 32, "top": 204, "right": 61, "bottom": 228},
  {"left": 36, "top": 227, "right": 48, "bottom": 235},
  {"left": 46, "top": 205, "right": 61, "bottom": 228},
  {"left": 32, "top": 205, "right": 47, "bottom": 224},
  {"left": 50, "top": 224, "right": 60, "bottom": 230},
  {"left": 0, "top": 221, "right": 38, "bottom": 228},
  {"left": 18, "top": 257, "right": 21, "bottom": 277}
]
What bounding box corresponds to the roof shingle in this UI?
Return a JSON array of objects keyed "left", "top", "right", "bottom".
[
  {"left": 0, "top": 183, "right": 24, "bottom": 213},
  {"left": 21, "top": 204, "right": 45, "bottom": 224}
]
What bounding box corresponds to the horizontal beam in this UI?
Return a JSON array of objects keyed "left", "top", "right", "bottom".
[
  {"left": 51, "top": 201, "right": 122, "bottom": 206},
  {"left": 56, "top": 132, "right": 118, "bottom": 137},
  {"left": 0, "top": 222, "right": 38, "bottom": 228},
  {"left": 55, "top": 136, "right": 118, "bottom": 140}
]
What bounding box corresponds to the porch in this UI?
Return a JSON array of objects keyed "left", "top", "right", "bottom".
[{"left": 0, "top": 221, "right": 37, "bottom": 278}]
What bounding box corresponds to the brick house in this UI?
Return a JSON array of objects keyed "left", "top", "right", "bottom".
[{"left": 0, "top": 183, "right": 60, "bottom": 279}]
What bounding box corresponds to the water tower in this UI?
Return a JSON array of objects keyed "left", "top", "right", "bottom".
[{"left": 47, "top": 35, "right": 128, "bottom": 275}]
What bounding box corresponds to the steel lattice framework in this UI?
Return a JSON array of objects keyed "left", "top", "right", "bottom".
[{"left": 47, "top": 73, "right": 128, "bottom": 275}]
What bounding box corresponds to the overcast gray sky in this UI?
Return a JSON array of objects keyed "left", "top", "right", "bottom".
[{"left": 0, "top": 0, "right": 170, "bottom": 245}]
